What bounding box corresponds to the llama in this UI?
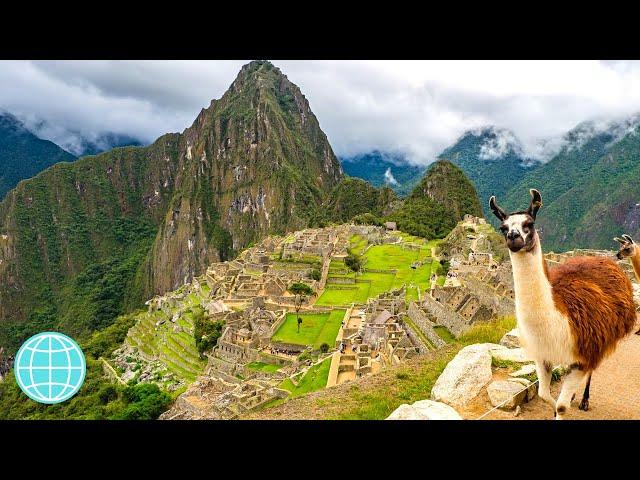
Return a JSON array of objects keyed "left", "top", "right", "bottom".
[
  {"left": 614, "top": 234, "right": 640, "bottom": 335},
  {"left": 614, "top": 234, "right": 640, "bottom": 281},
  {"left": 489, "top": 189, "right": 637, "bottom": 419}
]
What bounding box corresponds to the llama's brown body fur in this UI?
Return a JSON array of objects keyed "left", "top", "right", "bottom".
[{"left": 546, "top": 256, "right": 636, "bottom": 370}]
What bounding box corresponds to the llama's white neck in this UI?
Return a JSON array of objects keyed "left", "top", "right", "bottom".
[{"left": 509, "top": 235, "right": 558, "bottom": 325}]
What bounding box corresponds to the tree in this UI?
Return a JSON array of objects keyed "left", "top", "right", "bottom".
[
  {"left": 344, "top": 249, "right": 362, "bottom": 273},
  {"left": 288, "top": 282, "right": 314, "bottom": 330},
  {"left": 310, "top": 268, "right": 321, "bottom": 281},
  {"left": 320, "top": 343, "right": 330, "bottom": 354}
]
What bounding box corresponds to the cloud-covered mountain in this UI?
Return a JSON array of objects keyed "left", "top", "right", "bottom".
[
  {"left": 0, "top": 112, "right": 76, "bottom": 199},
  {"left": 340, "top": 151, "right": 426, "bottom": 197}
]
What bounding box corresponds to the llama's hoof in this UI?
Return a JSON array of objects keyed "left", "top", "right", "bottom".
[
  {"left": 579, "top": 399, "right": 590, "bottom": 411},
  {"left": 555, "top": 404, "right": 567, "bottom": 419}
]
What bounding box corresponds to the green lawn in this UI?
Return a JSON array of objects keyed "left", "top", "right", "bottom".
[
  {"left": 433, "top": 326, "right": 455, "bottom": 343},
  {"left": 246, "top": 362, "right": 281, "bottom": 373},
  {"left": 349, "top": 234, "right": 368, "bottom": 255},
  {"left": 280, "top": 357, "right": 332, "bottom": 398},
  {"left": 316, "top": 234, "right": 445, "bottom": 307},
  {"left": 271, "top": 310, "right": 346, "bottom": 349}
]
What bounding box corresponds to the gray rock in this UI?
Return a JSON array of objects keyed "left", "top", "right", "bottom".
[
  {"left": 499, "top": 328, "right": 520, "bottom": 348},
  {"left": 509, "top": 364, "right": 537, "bottom": 379},
  {"left": 508, "top": 377, "right": 537, "bottom": 401},
  {"left": 489, "top": 346, "right": 532, "bottom": 363},
  {"left": 487, "top": 380, "right": 528, "bottom": 410},
  {"left": 431, "top": 343, "right": 493, "bottom": 407},
  {"left": 386, "top": 400, "right": 462, "bottom": 420},
  {"left": 412, "top": 400, "right": 463, "bottom": 420}
]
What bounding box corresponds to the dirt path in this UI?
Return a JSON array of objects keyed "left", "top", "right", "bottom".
[{"left": 459, "top": 328, "right": 640, "bottom": 420}]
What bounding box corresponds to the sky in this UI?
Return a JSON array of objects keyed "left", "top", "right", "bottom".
[{"left": 2, "top": 60, "right": 640, "bottom": 163}]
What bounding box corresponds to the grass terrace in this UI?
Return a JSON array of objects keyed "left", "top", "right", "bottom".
[
  {"left": 279, "top": 357, "right": 332, "bottom": 398},
  {"left": 271, "top": 310, "right": 346, "bottom": 350},
  {"left": 317, "top": 233, "right": 445, "bottom": 306},
  {"left": 246, "top": 362, "right": 282, "bottom": 373}
]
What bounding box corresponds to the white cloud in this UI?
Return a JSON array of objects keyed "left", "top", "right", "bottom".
[
  {"left": 2, "top": 60, "right": 640, "bottom": 164},
  {"left": 384, "top": 167, "right": 398, "bottom": 185}
]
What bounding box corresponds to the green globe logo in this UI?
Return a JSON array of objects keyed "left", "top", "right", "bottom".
[{"left": 14, "top": 332, "right": 86, "bottom": 404}]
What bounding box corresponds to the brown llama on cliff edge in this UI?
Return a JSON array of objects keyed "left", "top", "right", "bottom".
[{"left": 490, "top": 189, "right": 637, "bottom": 419}]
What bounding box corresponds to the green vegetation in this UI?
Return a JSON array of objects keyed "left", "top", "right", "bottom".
[
  {"left": 387, "top": 160, "right": 483, "bottom": 239},
  {"left": 318, "top": 238, "right": 443, "bottom": 306},
  {"left": 271, "top": 310, "right": 345, "bottom": 350},
  {"left": 344, "top": 249, "right": 363, "bottom": 273},
  {"left": 246, "top": 362, "right": 281, "bottom": 373},
  {"left": 280, "top": 357, "right": 332, "bottom": 398},
  {"left": 194, "top": 311, "right": 225, "bottom": 354},
  {"left": 0, "top": 112, "right": 77, "bottom": 200},
  {"left": 0, "top": 312, "right": 175, "bottom": 420},
  {"left": 433, "top": 326, "right": 455, "bottom": 344},
  {"left": 323, "top": 177, "right": 397, "bottom": 223}
]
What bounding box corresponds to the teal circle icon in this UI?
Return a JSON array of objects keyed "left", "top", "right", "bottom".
[{"left": 14, "top": 332, "right": 86, "bottom": 404}]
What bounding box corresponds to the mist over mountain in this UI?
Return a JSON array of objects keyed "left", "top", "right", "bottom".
[
  {"left": 340, "top": 151, "right": 426, "bottom": 197},
  {"left": 0, "top": 112, "right": 76, "bottom": 199}
]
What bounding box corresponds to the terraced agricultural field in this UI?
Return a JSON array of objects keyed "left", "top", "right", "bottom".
[
  {"left": 279, "top": 357, "right": 332, "bottom": 398},
  {"left": 271, "top": 310, "right": 346, "bottom": 349},
  {"left": 317, "top": 234, "right": 444, "bottom": 306},
  {"left": 124, "top": 298, "right": 207, "bottom": 383}
]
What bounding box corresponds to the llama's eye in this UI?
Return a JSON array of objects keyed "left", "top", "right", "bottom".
[{"left": 500, "top": 226, "right": 508, "bottom": 234}]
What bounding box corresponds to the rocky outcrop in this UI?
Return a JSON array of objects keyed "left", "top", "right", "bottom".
[
  {"left": 386, "top": 400, "right": 462, "bottom": 420},
  {"left": 431, "top": 343, "right": 493, "bottom": 407}
]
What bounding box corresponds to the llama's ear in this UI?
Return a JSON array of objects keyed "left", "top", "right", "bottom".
[
  {"left": 489, "top": 196, "right": 507, "bottom": 221},
  {"left": 614, "top": 237, "right": 627, "bottom": 245},
  {"left": 622, "top": 234, "right": 635, "bottom": 244},
  {"left": 528, "top": 189, "right": 543, "bottom": 219}
]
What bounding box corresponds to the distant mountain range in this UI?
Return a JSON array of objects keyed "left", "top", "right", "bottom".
[
  {"left": 346, "top": 118, "right": 640, "bottom": 252},
  {"left": 0, "top": 112, "right": 145, "bottom": 200},
  {"left": 0, "top": 112, "right": 76, "bottom": 199},
  {"left": 340, "top": 152, "right": 425, "bottom": 197}
]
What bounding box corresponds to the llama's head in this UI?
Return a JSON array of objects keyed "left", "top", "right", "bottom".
[
  {"left": 489, "top": 189, "right": 542, "bottom": 254},
  {"left": 614, "top": 234, "right": 636, "bottom": 260}
]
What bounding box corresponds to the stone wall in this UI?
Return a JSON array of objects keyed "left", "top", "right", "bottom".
[
  {"left": 419, "top": 294, "right": 468, "bottom": 337},
  {"left": 407, "top": 303, "right": 447, "bottom": 348}
]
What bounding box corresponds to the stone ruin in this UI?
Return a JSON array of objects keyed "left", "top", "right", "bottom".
[
  {"left": 207, "top": 301, "right": 287, "bottom": 376},
  {"left": 331, "top": 287, "right": 422, "bottom": 385}
]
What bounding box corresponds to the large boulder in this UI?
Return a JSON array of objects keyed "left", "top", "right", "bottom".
[
  {"left": 499, "top": 328, "right": 520, "bottom": 348},
  {"left": 431, "top": 344, "right": 493, "bottom": 407},
  {"left": 387, "top": 400, "right": 462, "bottom": 420},
  {"left": 487, "top": 380, "right": 528, "bottom": 410}
]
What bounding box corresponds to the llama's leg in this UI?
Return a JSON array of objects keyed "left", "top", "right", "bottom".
[
  {"left": 535, "top": 360, "right": 555, "bottom": 411},
  {"left": 555, "top": 366, "right": 587, "bottom": 420},
  {"left": 578, "top": 371, "right": 592, "bottom": 411}
]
